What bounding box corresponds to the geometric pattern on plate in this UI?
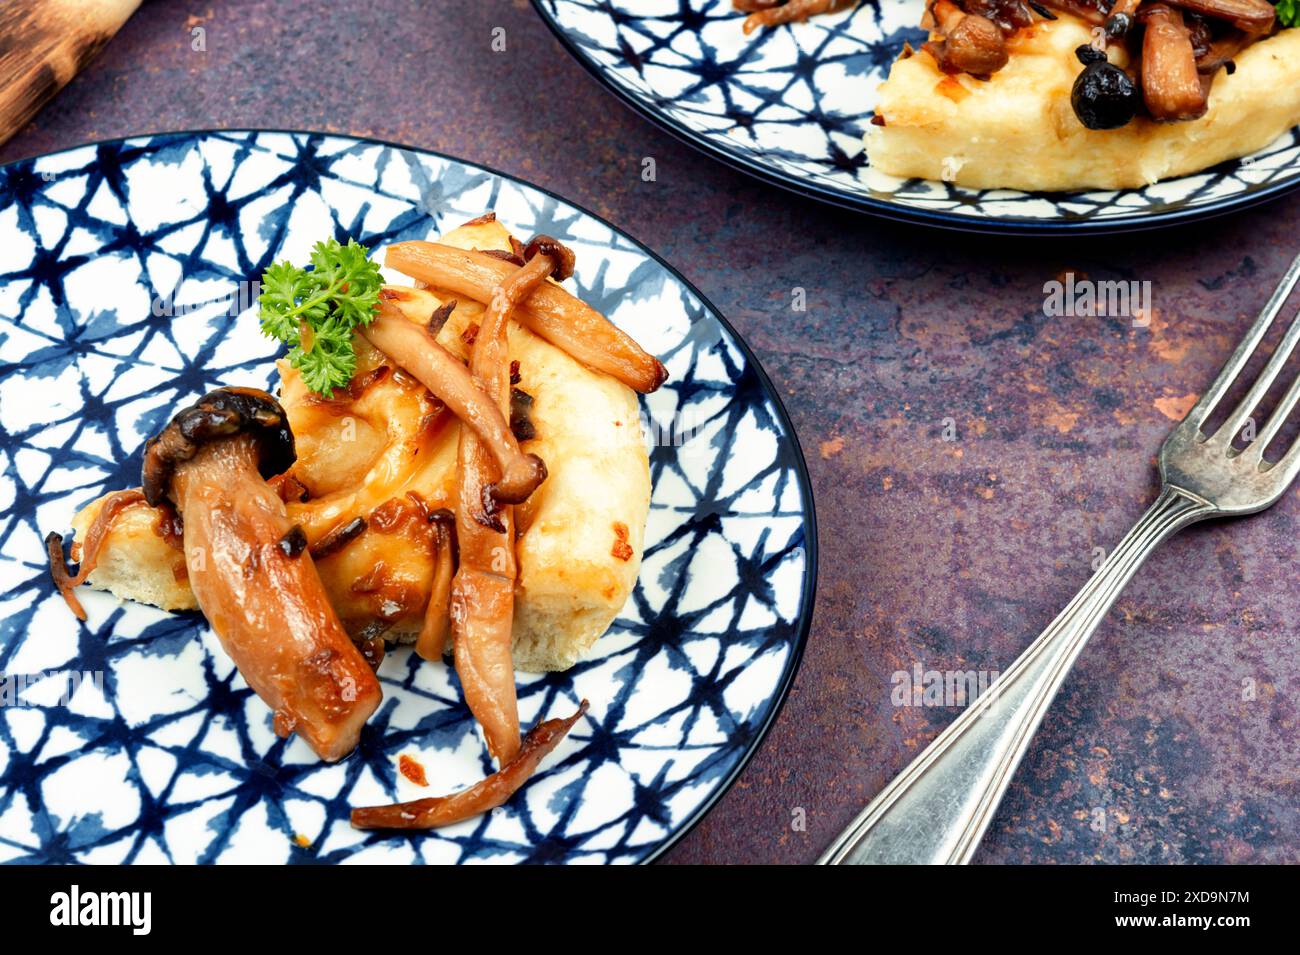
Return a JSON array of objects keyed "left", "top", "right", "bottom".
[
  {"left": 534, "top": 0, "right": 1300, "bottom": 230},
  {"left": 0, "top": 131, "right": 814, "bottom": 863}
]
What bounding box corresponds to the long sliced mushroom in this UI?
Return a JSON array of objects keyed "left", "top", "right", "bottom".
[
  {"left": 1196, "top": 28, "right": 1253, "bottom": 73},
  {"left": 384, "top": 242, "right": 668, "bottom": 395},
  {"left": 140, "top": 387, "right": 382, "bottom": 762},
  {"left": 415, "top": 509, "right": 456, "bottom": 661},
  {"left": 735, "top": 0, "right": 847, "bottom": 34},
  {"left": 450, "top": 237, "right": 573, "bottom": 765},
  {"left": 1141, "top": 4, "right": 1209, "bottom": 122},
  {"left": 350, "top": 700, "right": 588, "bottom": 830},
  {"left": 1163, "top": 0, "right": 1273, "bottom": 32},
  {"left": 1103, "top": 0, "right": 1143, "bottom": 35},
  {"left": 360, "top": 290, "right": 546, "bottom": 505}
]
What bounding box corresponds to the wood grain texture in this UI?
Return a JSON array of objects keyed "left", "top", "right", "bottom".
[{"left": 0, "top": 0, "right": 140, "bottom": 145}]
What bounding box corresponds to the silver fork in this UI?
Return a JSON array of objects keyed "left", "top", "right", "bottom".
[{"left": 819, "top": 253, "right": 1300, "bottom": 866}]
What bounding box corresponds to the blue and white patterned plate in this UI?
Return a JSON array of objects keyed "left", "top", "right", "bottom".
[
  {"left": 0, "top": 130, "right": 815, "bottom": 864},
  {"left": 532, "top": 0, "right": 1300, "bottom": 233}
]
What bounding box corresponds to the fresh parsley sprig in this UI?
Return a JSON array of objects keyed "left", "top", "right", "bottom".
[
  {"left": 258, "top": 238, "right": 383, "bottom": 397},
  {"left": 1279, "top": 0, "right": 1299, "bottom": 27}
]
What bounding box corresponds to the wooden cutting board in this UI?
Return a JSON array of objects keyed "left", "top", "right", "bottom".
[{"left": 0, "top": 0, "right": 142, "bottom": 146}]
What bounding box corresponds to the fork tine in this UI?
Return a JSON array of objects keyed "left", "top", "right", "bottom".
[
  {"left": 1270, "top": 417, "right": 1300, "bottom": 486},
  {"left": 1247, "top": 327, "right": 1300, "bottom": 462},
  {"left": 1187, "top": 252, "right": 1300, "bottom": 433},
  {"left": 1216, "top": 303, "right": 1300, "bottom": 446}
]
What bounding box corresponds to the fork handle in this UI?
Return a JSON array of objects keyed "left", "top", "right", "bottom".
[{"left": 819, "top": 487, "right": 1214, "bottom": 865}]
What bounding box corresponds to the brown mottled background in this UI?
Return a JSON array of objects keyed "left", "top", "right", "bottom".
[{"left": 3, "top": 0, "right": 1296, "bottom": 864}]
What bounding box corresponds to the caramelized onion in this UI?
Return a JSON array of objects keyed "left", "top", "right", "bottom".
[
  {"left": 350, "top": 700, "right": 589, "bottom": 830},
  {"left": 415, "top": 510, "right": 456, "bottom": 661},
  {"left": 309, "top": 515, "right": 368, "bottom": 560},
  {"left": 46, "top": 489, "right": 148, "bottom": 620}
]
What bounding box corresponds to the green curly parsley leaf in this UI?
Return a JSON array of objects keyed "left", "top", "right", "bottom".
[
  {"left": 1279, "top": 0, "right": 1299, "bottom": 27},
  {"left": 257, "top": 238, "right": 383, "bottom": 398}
]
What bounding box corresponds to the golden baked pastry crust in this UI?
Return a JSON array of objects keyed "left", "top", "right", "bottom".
[{"left": 867, "top": 18, "right": 1300, "bottom": 191}]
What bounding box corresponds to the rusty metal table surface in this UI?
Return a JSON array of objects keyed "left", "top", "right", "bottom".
[{"left": 3, "top": 0, "right": 1296, "bottom": 865}]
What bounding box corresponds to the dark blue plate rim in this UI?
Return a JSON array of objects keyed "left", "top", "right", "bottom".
[{"left": 528, "top": 0, "right": 1300, "bottom": 236}]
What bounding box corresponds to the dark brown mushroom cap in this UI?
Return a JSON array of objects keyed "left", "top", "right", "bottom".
[
  {"left": 522, "top": 235, "right": 576, "bottom": 282},
  {"left": 142, "top": 387, "right": 296, "bottom": 506}
]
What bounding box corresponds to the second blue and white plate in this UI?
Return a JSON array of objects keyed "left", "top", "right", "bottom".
[
  {"left": 532, "top": 0, "right": 1300, "bottom": 233},
  {"left": 0, "top": 130, "right": 815, "bottom": 864}
]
